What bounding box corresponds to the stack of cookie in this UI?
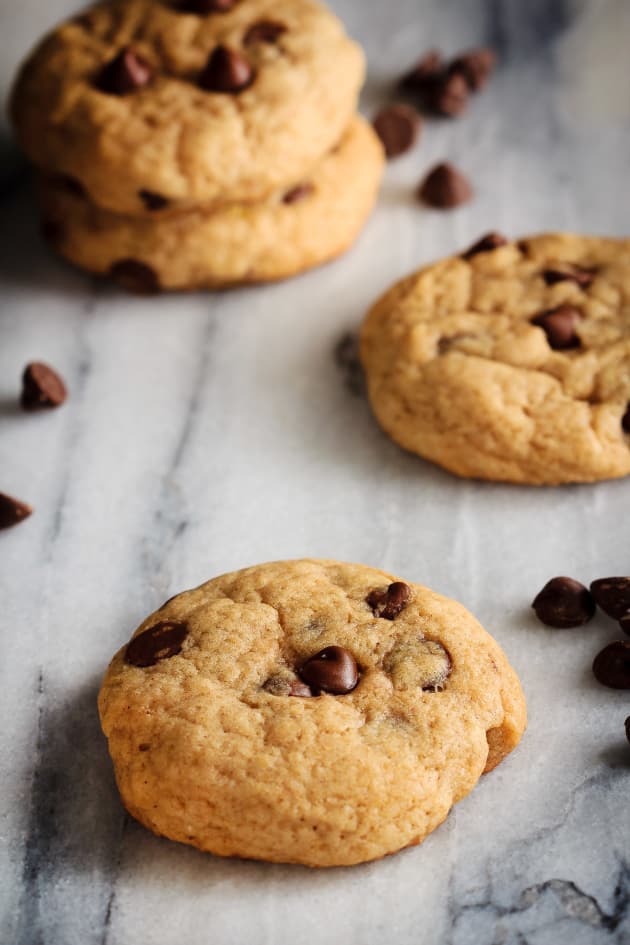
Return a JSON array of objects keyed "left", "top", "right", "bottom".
[{"left": 10, "top": 0, "right": 384, "bottom": 292}]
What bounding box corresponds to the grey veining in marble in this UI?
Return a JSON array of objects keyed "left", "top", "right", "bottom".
[{"left": 1, "top": 1, "right": 630, "bottom": 943}]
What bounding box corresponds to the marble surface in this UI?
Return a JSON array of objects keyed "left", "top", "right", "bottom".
[{"left": 2, "top": 1, "right": 630, "bottom": 943}]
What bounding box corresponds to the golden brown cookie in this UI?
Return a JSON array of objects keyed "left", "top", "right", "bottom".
[
  {"left": 360, "top": 233, "right": 630, "bottom": 485},
  {"left": 98, "top": 559, "right": 526, "bottom": 867},
  {"left": 38, "top": 115, "right": 384, "bottom": 291},
  {"left": 11, "top": 0, "right": 365, "bottom": 215}
]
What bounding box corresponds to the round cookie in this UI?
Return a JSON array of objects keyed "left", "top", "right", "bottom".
[
  {"left": 360, "top": 233, "right": 630, "bottom": 485},
  {"left": 38, "top": 115, "right": 384, "bottom": 291},
  {"left": 10, "top": 0, "right": 365, "bottom": 215},
  {"left": 98, "top": 559, "right": 526, "bottom": 867}
]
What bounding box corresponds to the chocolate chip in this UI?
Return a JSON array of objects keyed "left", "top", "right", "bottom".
[
  {"left": 462, "top": 232, "right": 508, "bottom": 259},
  {"left": 531, "top": 305, "right": 581, "bottom": 350},
  {"left": 372, "top": 104, "right": 421, "bottom": 158},
  {"left": 110, "top": 259, "right": 160, "bottom": 295},
  {"left": 620, "top": 613, "right": 630, "bottom": 636},
  {"left": 418, "top": 162, "right": 473, "bottom": 208},
  {"left": 282, "top": 183, "right": 314, "bottom": 205},
  {"left": 181, "top": 0, "right": 237, "bottom": 10},
  {"left": 0, "top": 492, "right": 33, "bottom": 530},
  {"left": 532, "top": 576, "right": 595, "bottom": 628},
  {"left": 139, "top": 190, "right": 169, "bottom": 211},
  {"left": 299, "top": 646, "right": 358, "bottom": 695},
  {"left": 450, "top": 48, "right": 496, "bottom": 91},
  {"left": 621, "top": 404, "right": 630, "bottom": 434},
  {"left": 367, "top": 582, "right": 411, "bottom": 620},
  {"left": 626, "top": 716, "right": 630, "bottom": 745},
  {"left": 96, "top": 48, "right": 152, "bottom": 95},
  {"left": 21, "top": 362, "right": 67, "bottom": 411},
  {"left": 125, "top": 621, "right": 188, "bottom": 667},
  {"left": 289, "top": 679, "right": 314, "bottom": 697},
  {"left": 138, "top": 743, "right": 150, "bottom": 752},
  {"left": 399, "top": 49, "right": 443, "bottom": 94},
  {"left": 243, "top": 20, "right": 287, "bottom": 45},
  {"left": 592, "top": 642, "right": 630, "bottom": 690},
  {"left": 429, "top": 72, "right": 469, "bottom": 117},
  {"left": 590, "top": 577, "right": 630, "bottom": 620},
  {"left": 542, "top": 266, "right": 595, "bottom": 289},
  {"left": 199, "top": 45, "right": 254, "bottom": 93}
]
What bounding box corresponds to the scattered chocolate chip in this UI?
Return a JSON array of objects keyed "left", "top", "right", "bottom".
[
  {"left": 531, "top": 305, "right": 581, "bottom": 350},
  {"left": 334, "top": 332, "right": 365, "bottom": 396},
  {"left": 289, "top": 679, "right": 314, "bottom": 697},
  {"left": 619, "top": 613, "right": 630, "bottom": 636},
  {"left": 138, "top": 743, "right": 150, "bottom": 752},
  {"left": 181, "top": 0, "right": 237, "bottom": 10},
  {"left": 139, "top": 190, "right": 169, "bottom": 211},
  {"left": 399, "top": 49, "right": 443, "bottom": 94},
  {"left": 299, "top": 646, "right": 358, "bottom": 695},
  {"left": 243, "top": 20, "right": 287, "bottom": 45},
  {"left": 429, "top": 72, "right": 469, "bottom": 117},
  {"left": 0, "top": 492, "right": 33, "bottom": 530},
  {"left": 125, "top": 621, "right": 188, "bottom": 667},
  {"left": 199, "top": 45, "right": 254, "bottom": 93},
  {"left": 626, "top": 716, "right": 630, "bottom": 745},
  {"left": 367, "top": 582, "right": 411, "bottom": 620},
  {"left": 621, "top": 404, "right": 630, "bottom": 434},
  {"left": 542, "top": 266, "right": 595, "bottom": 289},
  {"left": 592, "top": 641, "right": 630, "bottom": 690},
  {"left": 110, "top": 259, "right": 160, "bottom": 295},
  {"left": 462, "top": 232, "right": 508, "bottom": 259},
  {"left": 372, "top": 104, "right": 421, "bottom": 158},
  {"left": 282, "top": 183, "right": 314, "bottom": 205},
  {"left": 96, "top": 47, "right": 152, "bottom": 95},
  {"left": 450, "top": 48, "right": 496, "bottom": 91},
  {"left": 532, "top": 576, "right": 595, "bottom": 628},
  {"left": 41, "top": 219, "right": 64, "bottom": 245},
  {"left": 21, "top": 362, "right": 67, "bottom": 411},
  {"left": 590, "top": 577, "right": 630, "bottom": 620},
  {"left": 418, "top": 162, "right": 473, "bottom": 209}
]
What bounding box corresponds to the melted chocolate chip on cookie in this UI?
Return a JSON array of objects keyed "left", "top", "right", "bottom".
[
  {"left": 299, "top": 646, "right": 358, "bottom": 694},
  {"left": 96, "top": 48, "right": 152, "bottom": 95},
  {"left": 125, "top": 621, "right": 189, "bottom": 667},
  {"left": 199, "top": 46, "right": 254, "bottom": 93},
  {"left": 542, "top": 266, "right": 595, "bottom": 288},
  {"left": 367, "top": 582, "right": 411, "bottom": 619},
  {"left": 531, "top": 306, "right": 581, "bottom": 350},
  {"left": 462, "top": 232, "right": 507, "bottom": 259}
]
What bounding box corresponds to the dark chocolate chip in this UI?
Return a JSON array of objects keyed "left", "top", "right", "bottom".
[
  {"left": 299, "top": 646, "right": 358, "bottom": 695},
  {"left": 0, "top": 492, "right": 33, "bottom": 530},
  {"left": 289, "top": 679, "right": 314, "bottom": 697},
  {"left": 399, "top": 49, "right": 443, "bottom": 94},
  {"left": 619, "top": 613, "right": 630, "bottom": 636},
  {"left": 462, "top": 232, "right": 508, "bottom": 259},
  {"left": 282, "top": 183, "right": 314, "bottom": 205},
  {"left": 621, "top": 404, "right": 630, "bottom": 434},
  {"left": 418, "top": 162, "right": 473, "bottom": 208},
  {"left": 21, "top": 362, "right": 67, "bottom": 411},
  {"left": 367, "top": 581, "right": 411, "bottom": 620},
  {"left": 625, "top": 716, "right": 630, "bottom": 745},
  {"left": 243, "top": 20, "right": 287, "bottom": 45},
  {"left": 139, "top": 190, "right": 169, "bottom": 211},
  {"left": 542, "top": 266, "right": 595, "bottom": 289},
  {"left": 449, "top": 48, "right": 496, "bottom": 91},
  {"left": 532, "top": 576, "right": 595, "bottom": 628},
  {"left": 138, "top": 743, "right": 150, "bottom": 752},
  {"left": 590, "top": 577, "right": 630, "bottom": 620},
  {"left": 181, "top": 0, "right": 237, "bottom": 10},
  {"left": 199, "top": 45, "right": 254, "bottom": 93},
  {"left": 531, "top": 305, "right": 581, "bottom": 350},
  {"left": 110, "top": 259, "right": 160, "bottom": 295},
  {"left": 372, "top": 104, "right": 421, "bottom": 158},
  {"left": 429, "top": 72, "right": 469, "bottom": 117},
  {"left": 96, "top": 48, "right": 152, "bottom": 95},
  {"left": 125, "top": 621, "right": 188, "bottom": 667},
  {"left": 592, "top": 641, "right": 630, "bottom": 690}
]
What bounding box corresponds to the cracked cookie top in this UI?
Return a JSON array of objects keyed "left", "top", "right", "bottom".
[
  {"left": 98, "top": 559, "right": 526, "bottom": 867},
  {"left": 10, "top": 0, "right": 365, "bottom": 214},
  {"left": 360, "top": 233, "right": 630, "bottom": 485}
]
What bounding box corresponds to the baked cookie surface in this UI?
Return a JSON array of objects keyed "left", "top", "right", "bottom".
[
  {"left": 11, "top": 0, "right": 364, "bottom": 215},
  {"left": 39, "top": 115, "right": 384, "bottom": 290},
  {"left": 360, "top": 233, "right": 630, "bottom": 485},
  {"left": 98, "top": 559, "right": 526, "bottom": 867}
]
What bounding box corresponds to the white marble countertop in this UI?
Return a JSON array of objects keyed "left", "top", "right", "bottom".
[{"left": 2, "top": 1, "right": 630, "bottom": 943}]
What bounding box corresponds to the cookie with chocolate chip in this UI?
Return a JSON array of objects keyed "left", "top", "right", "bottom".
[
  {"left": 98, "top": 558, "right": 526, "bottom": 867},
  {"left": 360, "top": 233, "right": 630, "bottom": 484},
  {"left": 38, "top": 116, "right": 383, "bottom": 290},
  {"left": 10, "top": 0, "right": 365, "bottom": 215}
]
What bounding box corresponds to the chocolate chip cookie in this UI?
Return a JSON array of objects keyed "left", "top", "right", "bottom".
[
  {"left": 98, "top": 559, "right": 526, "bottom": 867},
  {"left": 360, "top": 233, "right": 630, "bottom": 484},
  {"left": 11, "top": 0, "right": 365, "bottom": 215},
  {"left": 39, "top": 115, "right": 383, "bottom": 290}
]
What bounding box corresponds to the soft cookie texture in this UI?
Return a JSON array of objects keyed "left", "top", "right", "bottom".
[
  {"left": 360, "top": 233, "right": 630, "bottom": 484},
  {"left": 98, "top": 559, "right": 526, "bottom": 867},
  {"left": 10, "top": 0, "right": 365, "bottom": 215},
  {"left": 39, "top": 116, "right": 384, "bottom": 291}
]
